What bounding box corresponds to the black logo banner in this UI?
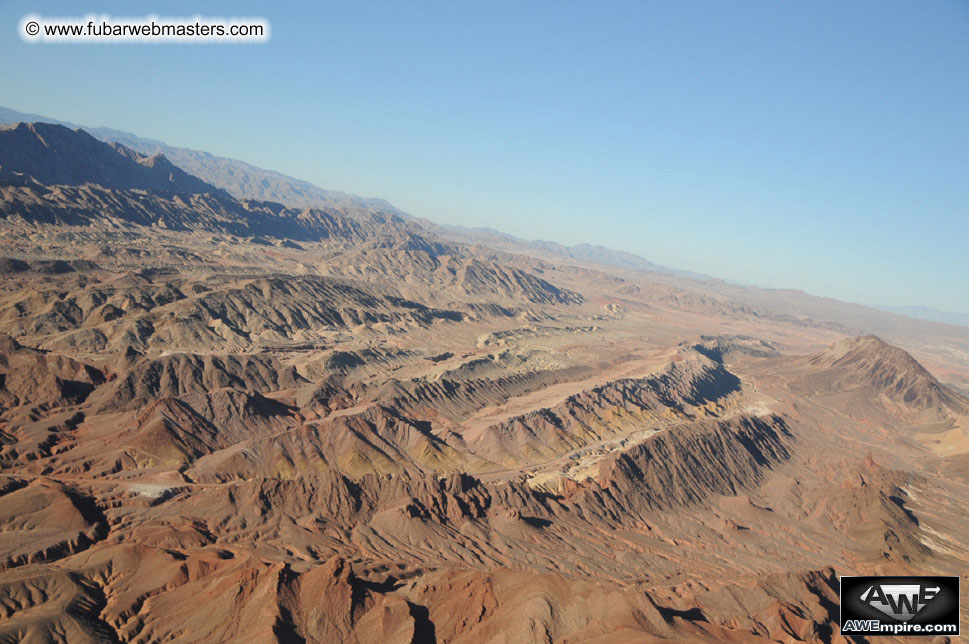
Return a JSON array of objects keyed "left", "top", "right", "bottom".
[{"left": 840, "top": 576, "right": 960, "bottom": 637}]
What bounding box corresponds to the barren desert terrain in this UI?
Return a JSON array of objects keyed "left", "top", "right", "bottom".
[{"left": 1, "top": 122, "right": 968, "bottom": 643}]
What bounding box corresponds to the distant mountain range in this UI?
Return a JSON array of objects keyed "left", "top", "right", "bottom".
[
  {"left": 0, "top": 105, "right": 399, "bottom": 216},
  {"left": 0, "top": 121, "right": 581, "bottom": 307},
  {"left": 0, "top": 105, "right": 701, "bottom": 279},
  {"left": 2, "top": 104, "right": 965, "bottom": 328},
  {"left": 0, "top": 121, "right": 438, "bottom": 249},
  {"left": 0, "top": 122, "right": 222, "bottom": 195},
  {"left": 414, "top": 219, "right": 716, "bottom": 280},
  {"left": 875, "top": 305, "right": 969, "bottom": 328}
]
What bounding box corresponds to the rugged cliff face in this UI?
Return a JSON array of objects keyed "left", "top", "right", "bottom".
[
  {"left": 588, "top": 414, "right": 793, "bottom": 515},
  {"left": 464, "top": 350, "right": 744, "bottom": 468}
]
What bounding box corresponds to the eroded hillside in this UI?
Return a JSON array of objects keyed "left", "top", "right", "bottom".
[{"left": 1, "top": 124, "right": 968, "bottom": 643}]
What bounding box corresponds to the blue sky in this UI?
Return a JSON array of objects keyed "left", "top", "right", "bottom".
[{"left": 2, "top": 1, "right": 968, "bottom": 312}]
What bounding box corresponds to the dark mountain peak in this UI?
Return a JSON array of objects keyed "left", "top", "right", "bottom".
[
  {"left": 807, "top": 335, "right": 966, "bottom": 412},
  {"left": 1, "top": 120, "right": 107, "bottom": 154},
  {"left": 0, "top": 121, "right": 48, "bottom": 144},
  {"left": 813, "top": 335, "right": 924, "bottom": 371},
  {"left": 137, "top": 152, "right": 173, "bottom": 169},
  {"left": 106, "top": 140, "right": 142, "bottom": 161},
  {"left": 0, "top": 122, "right": 220, "bottom": 194},
  {"left": 141, "top": 153, "right": 165, "bottom": 165},
  {"left": 837, "top": 334, "right": 888, "bottom": 348}
]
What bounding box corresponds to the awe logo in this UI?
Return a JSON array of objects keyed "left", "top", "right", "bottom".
[
  {"left": 840, "top": 576, "right": 960, "bottom": 637},
  {"left": 859, "top": 583, "right": 939, "bottom": 621}
]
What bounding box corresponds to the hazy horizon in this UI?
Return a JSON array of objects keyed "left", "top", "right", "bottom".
[{"left": 2, "top": 0, "right": 967, "bottom": 314}]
